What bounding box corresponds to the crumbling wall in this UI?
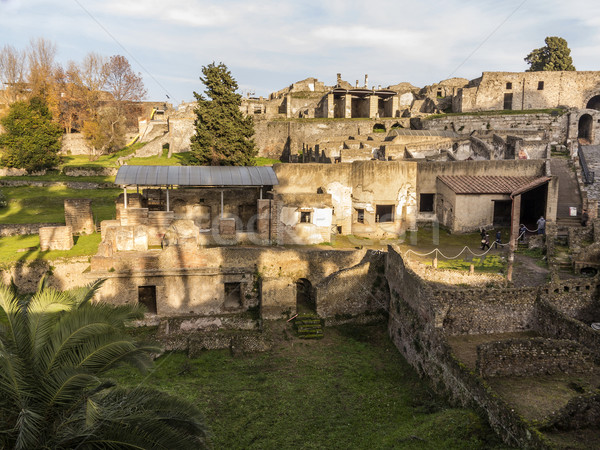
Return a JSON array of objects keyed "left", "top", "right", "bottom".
[{"left": 476, "top": 338, "right": 596, "bottom": 377}]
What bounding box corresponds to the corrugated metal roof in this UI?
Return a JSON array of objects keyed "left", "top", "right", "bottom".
[
  {"left": 388, "top": 129, "right": 459, "bottom": 138},
  {"left": 437, "top": 175, "right": 549, "bottom": 195},
  {"left": 114, "top": 165, "right": 279, "bottom": 186}
]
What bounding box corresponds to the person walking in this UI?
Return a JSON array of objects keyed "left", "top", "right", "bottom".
[
  {"left": 519, "top": 224, "right": 527, "bottom": 242},
  {"left": 536, "top": 216, "right": 546, "bottom": 235},
  {"left": 481, "top": 232, "right": 490, "bottom": 250},
  {"left": 581, "top": 209, "right": 589, "bottom": 227},
  {"left": 494, "top": 230, "right": 502, "bottom": 249}
]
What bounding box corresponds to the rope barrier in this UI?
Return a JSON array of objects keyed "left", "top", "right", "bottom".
[{"left": 403, "top": 229, "right": 531, "bottom": 260}]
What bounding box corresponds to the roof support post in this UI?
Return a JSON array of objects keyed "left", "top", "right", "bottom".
[
  {"left": 220, "top": 189, "right": 224, "bottom": 219},
  {"left": 124, "top": 187, "right": 128, "bottom": 209},
  {"left": 260, "top": 186, "right": 263, "bottom": 199},
  {"left": 166, "top": 185, "right": 170, "bottom": 212}
]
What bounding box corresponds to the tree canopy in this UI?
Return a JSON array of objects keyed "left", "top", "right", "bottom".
[
  {"left": 0, "top": 97, "right": 62, "bottom": 172},
  {"left": 525, "top": 36, "right": 576, "bottom": 72},
  {"left": 190, "top": 62, "right": 257, "bottom": 166},
  {"left": 0, "top": 278, "right": 210, "bottom": 449}
]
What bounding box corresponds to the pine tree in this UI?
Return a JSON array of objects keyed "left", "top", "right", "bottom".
[
  {"left": 190, "top": 63, "right": 257, "bottom": 166},
  {"left": 525, "top": 36, "right": 576, "bottom": 72},
  {"left": 0, "top": 97, "right": 62, "bottom": 172}
]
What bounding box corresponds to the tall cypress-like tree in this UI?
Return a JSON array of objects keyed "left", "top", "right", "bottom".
[
  {"left": 0, "top": 97, "right": 62, "bottom": 172},
  {"left": 190, "top": 63, "right": 257, "bottom": 166},
  {"left": 525, "top": 36, "right": 576, "bottom": 72}
]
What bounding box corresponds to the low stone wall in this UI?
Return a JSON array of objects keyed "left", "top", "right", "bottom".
[
  {"left": 476, "top": 338, "right": 596, "bottom": 377},
  {"left": 545, "top": 278, "right": 600, "bottom": 322},
  {"left": 0, "top": 168, "right": 46, "bottom": 176},
  {"left": 534, "top": 298, "right": 600, "bottom": 358},
  {"left": 39, "top": 226, "right": 73, "bottom": 251},
  {"left": 0, "top": 258, "right": 92, "bottom": 293},
  {"left": 62, "top": 166, "right": 118, "bottom": 177},
  {"left": 0, "top": 223, "right": 62, "bottom": 237},
  {"left": 433, "top": 286, "right": 539, "bottom": 335},
  {"left": 544, "top": 393, "right": 600, "bottom": 431},
  {"left": 0, "top": 179, "right": 114, "bottom": 189}
]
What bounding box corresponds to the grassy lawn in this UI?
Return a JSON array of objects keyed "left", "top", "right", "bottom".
[
  {"left": 1, "top": 172, "right": 114, "bottom": 183},
  {"left": 0, "top": 185, "right": 120, "bottom": 224},
  {"left": 112, "top": 325, "right": 509, "bottom": 449},
  {"left": 0, "top": 233, "right": 101, "bottom": 269}
]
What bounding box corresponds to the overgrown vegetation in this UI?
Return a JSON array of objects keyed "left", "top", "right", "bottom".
[{"left": 112, "top": 325, "right": 510, "bottom": 449}]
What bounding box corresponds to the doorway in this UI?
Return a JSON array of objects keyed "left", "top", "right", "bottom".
[
  {"left": 493, "top": 200, "right": 512, "bottom": 227},
  {"left": 296, "top": 278, "right": 315, "bottom": 314},
  {"left": 138, "top": 286, "right": 157, "bottom": 314},
  {"left": 578, "top": 114, "right": 593, "bottom": 143}
]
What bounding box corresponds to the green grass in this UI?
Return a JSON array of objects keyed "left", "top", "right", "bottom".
[
  {"left": 255, "top": 156, "right": 282, "bottom": 166},
  {"left": 424, "top": 108, "right": 567, "bottom": 120},
  {"left": 427, "top": 254, "right": 506, "bottom": 273},
  {"left": 111, "top": 325, "right": 510, "bottom": 449},
  {"left": 0, "top": 185, "right": 120, "bottom": 224},
  {"left": 60, "top": 142, "right": 145, "bottom": 168},
  {"left": 1, "top": 171, "right": 114, "bottom": 183},
  {"left": 0, "top": 233, "right": 101, "bottom": 269}
]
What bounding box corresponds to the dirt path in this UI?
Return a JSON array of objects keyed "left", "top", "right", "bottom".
[{"left": 511, "top": 253, "right": 550, "bottom": 287}]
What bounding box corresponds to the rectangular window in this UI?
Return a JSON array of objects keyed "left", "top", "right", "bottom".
[
  {"left": 138, "top": 286, "right": 157, "bottom": 314},
  {"left": 300, "top": 211, "right": 311, "bottom": 223},
  {"left": 506, "top": 82, "right": 512, "bottom": 90},
  {"left": 537, "top": 81, "right": 544, "bottom": 90},
  {"left": 375, "top": 205, "right": 394, "bottom": 223},
  {"left": 419, "top": 194, "right": 435, "bottom": 212},
  {"left": 356, "top": 208, "right": 365, "bottom": 224},
  {"left": 503, "top": 93, "right": 513, "bottom": 110},
  {"left": 224, "top": 282, "right": 242, "bottom": 309}
]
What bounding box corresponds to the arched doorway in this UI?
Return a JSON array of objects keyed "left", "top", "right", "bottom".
[
  {"left": 373, "top": 123, "right": 386, "bottom": 133},
  {"left": 578, "top": 114, "right": 593, "bottom": 143},
  {"left": 586, "top": 95, "right": 600, "bottom": 111},
  {"left": 296, "top": 278, "right": 315, "bottom": 314}
]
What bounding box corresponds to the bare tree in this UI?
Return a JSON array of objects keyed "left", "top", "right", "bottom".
[
  {"left": 0, "top": 44, "right": 27, "bottom": 104},
  {"left": 104, "top": 55, "right": 146, "bottom": 106},
  {"left": 27, "top": 37, "right": 57, "bottom": 99}
]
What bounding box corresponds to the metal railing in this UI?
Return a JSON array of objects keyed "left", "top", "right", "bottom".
[{"left": 579, "top": 143, "right": 595, "bottom": 184}]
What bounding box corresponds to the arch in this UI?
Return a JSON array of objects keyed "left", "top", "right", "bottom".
[
  {"left": 296, "top": 278, "right": 315, "bottom": 313},
  {"left": 390, "top": 122, "right": 404, "bottom": 129},
  {"left": 578, "top": 114, "right": 593, "bottom": 143},
  {"left": 373, "top": 123, "right": 386, "bottom": 133},
  {"left": 586, "top": 95, "right": 600, "bottom": 111}
]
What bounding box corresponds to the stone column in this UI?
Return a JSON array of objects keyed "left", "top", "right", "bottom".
[
  {"left": 390, "top": 95, "right": 399, "bottom": 118},
  {"left": 344, "top": 94, "right": 352, "bottom": 118},
  {"left": 369, "top": 95, "right": 378, "bottom": 118},
  {"left": 507, "top": 194, "right": 521, "bottom": 282},
  {"left": 256, "top": 199, "right": 271, "bottom": 239},
  {"left": 327, "top": 93, "right": 334, "bottom": 119}
]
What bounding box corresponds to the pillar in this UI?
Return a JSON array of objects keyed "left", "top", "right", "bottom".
[
  {"left": 286, "top": 93, "right": 292, "bottom": 118},
  {"left": 327, "top": 93, "right": 334, "bottom": 119},
  {"left": 369, "top": 95, "right": 378, "bottom": 118},
  {"left": 344, "top": 94, "right": 352, "bottom": 118}
]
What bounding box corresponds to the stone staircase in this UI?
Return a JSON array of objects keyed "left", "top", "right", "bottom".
[
  {"left": 294, "top": 313, "right": 323, "bottom": 339},
  {"left": 550, "top": 158, "right": 582, "bottom": 220}
]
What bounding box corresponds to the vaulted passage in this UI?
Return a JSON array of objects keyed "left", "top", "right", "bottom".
[
  {"left": 586, "top": 95, "right": 600, "bottom": 110},
  {"left": 578, "top": 114, "right": 593, "bottom": 143}
]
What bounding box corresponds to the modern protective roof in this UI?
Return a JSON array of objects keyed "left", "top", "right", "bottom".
[
  {"left": 437, "top": 175, "right": 550, "bottom": 195},
  {"left": 114, "top": 165, "right": 279, "bottom": 187}
]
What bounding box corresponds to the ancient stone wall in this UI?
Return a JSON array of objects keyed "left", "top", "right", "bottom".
[
  {"left": 534, "top": 298, "right": 600, "bottom": 358},
  {"left": 476, "top": 338, "right": 596, "bottom": 377},
  {"left": 0, "top": 223, "right": 63, "bottom": 237},
  {"left": 39, "top": 226, "right": 73, "bottom": 251},
  {"left": 64, "top": 198, "right": 95, "bottom": 234},
  {"left": 456, "top": 71, "right": 600, "bottom": 113},
  {"left": 385, "top": 245, "right": 549, "bottom": 447},
  {"left": 315, "top": 250, "right": 387, "bottom": 318},
  {"left": 420, "top": 113, "right": 568, "bottom": 143},
  {"left": 61, "top": 133, "right": 92, "bottom": 155}
]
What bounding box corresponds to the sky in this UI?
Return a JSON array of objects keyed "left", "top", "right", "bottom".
[{"left": 1, "top": 0, "right": 600, "bottom": 105}]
